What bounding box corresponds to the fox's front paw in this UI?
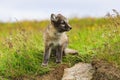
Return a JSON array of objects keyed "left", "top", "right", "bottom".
[{"left": 41, "top": 63, "right": 48, "bottom": 67}]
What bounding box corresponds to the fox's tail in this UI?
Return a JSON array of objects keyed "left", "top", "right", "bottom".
[{"left": 64, "top": 48, "right": 78, "bottom": 55}]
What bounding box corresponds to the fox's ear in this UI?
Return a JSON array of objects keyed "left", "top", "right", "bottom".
[{"left": 51, "top": 14, "right": 58, "bottom": 22}]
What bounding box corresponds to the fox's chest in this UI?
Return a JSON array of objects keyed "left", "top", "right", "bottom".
[
  {"left": 51, "top": 40, "right": 60, "bottom": 47},
  {"left": 49, "top": 36, "right": 63, "bottom": 47},
  {"left": 48, "top": 33, "right": 68, "bottom": 47}
]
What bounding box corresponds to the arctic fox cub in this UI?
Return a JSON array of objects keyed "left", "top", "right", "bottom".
[{"left": 42, "top": 14, "right": 78, "bottom": 66}]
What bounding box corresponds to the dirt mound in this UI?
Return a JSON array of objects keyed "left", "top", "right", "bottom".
[
  {"left": 15, "top": 64, "right": 68, "bottom": 80},
  {"left": 38, "top": 64, "right": 69, "bottom": 80},
  {"left": 91, "top": 59, "right": 120, "bottom": 80}
]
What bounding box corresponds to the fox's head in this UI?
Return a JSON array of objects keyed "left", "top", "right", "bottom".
[{"left": 50, "top": 13, "right": 72, "bottom": 33}]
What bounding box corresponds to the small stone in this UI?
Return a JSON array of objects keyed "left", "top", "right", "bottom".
[{"left": 62, "top": 63, "right": 94, "bottom": 80}]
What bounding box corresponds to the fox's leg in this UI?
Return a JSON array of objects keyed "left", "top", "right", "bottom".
[
  {"left": 56, "top": 45, "right": 63, "bottom": 63},
  {"left": 62, "top": 42, "right": 68, "bottom": 56},
  {"left": 42, "top": 45, "right": 51, "bottom": 66},
  {"left": 51, "top": 48, "right": 57, "bottom": 57}
]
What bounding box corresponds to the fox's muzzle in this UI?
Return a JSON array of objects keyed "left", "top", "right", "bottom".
[{"left": 67, "top": 24, "right": 72, "bottom": 31}]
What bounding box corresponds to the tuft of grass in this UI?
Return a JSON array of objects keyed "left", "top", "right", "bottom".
[
  {"left": 93, "top": 9, "right": 120, "bottom": 68},
  {"left": 0, "top": 29, "right": 50, "bottom": 79}
]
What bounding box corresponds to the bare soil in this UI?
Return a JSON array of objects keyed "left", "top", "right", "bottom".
[
  {"left": 14, "top": 64, "right": 69, "bottom": 80},
  {"left": 38, "top": 64, "right": 69, "bottom": 80},
  {"left": 91, "top": 59, "right": 120, "bottom": 80}
]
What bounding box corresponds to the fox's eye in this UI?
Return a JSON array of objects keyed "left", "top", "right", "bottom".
[{"left": 61, "top": 24, "right": 65, "bottom": 27}]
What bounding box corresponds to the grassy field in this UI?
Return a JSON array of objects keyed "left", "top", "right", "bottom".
[{"left": 0, "top": 10, "right": 120, "bottom": 79}]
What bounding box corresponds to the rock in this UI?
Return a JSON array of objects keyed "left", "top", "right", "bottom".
[{"left": 62, "top": 63, "right": 94, "bottom": 80}]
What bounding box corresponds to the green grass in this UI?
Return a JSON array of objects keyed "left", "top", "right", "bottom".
[{"left": 0, "top": 10, "right": 120, "bottom": 79}]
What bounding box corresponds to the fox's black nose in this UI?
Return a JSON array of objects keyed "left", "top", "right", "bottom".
[{"left": 70, "top": 27, "right": 72, "bottom": 29}]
